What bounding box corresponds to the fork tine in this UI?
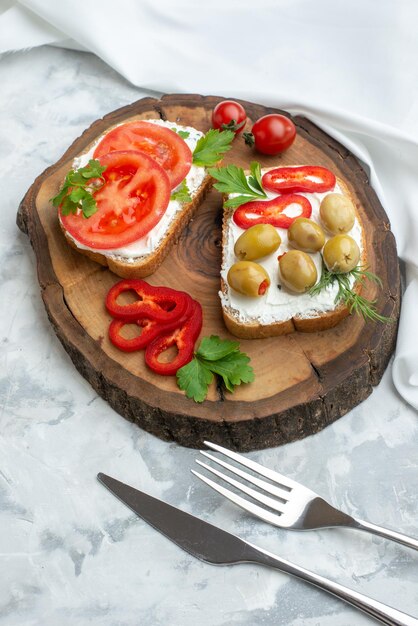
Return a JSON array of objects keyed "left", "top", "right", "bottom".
[
  {"left": 195, "top": 460, "right": 287, "bottom": 514},
  {"left": 200, "top": 451, "right": 289, "bottom": 502},
  {"left": 191, "top": 469, "right": 284, "bottom": 528},
  {"left": 203, "top": 441, "right": 298, "bottom": 491}
]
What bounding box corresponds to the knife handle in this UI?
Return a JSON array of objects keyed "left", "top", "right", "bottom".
[{"left": 246, "top": 542, "right": 417, "bottom": 626}]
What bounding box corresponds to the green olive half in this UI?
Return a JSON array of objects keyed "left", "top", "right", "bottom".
[
  {"left": 320, "top": 193, "right": 355, "bottom": 234},
  {"left": 234, "top": 224, "right": 281, "bottom": 261},
  {"left": 323, "top": 234, "right": 360, "bottom": 273},
  {"left": 288, "top": 218, "right": 325, "bottom": 253},
  {"left": 227, "top": 261, "right": 270, "bottom": 297},
  {"left": 279, "top": 250, "right": 317, "bottom": 293}
]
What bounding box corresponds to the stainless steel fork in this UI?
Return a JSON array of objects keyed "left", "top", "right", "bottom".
[{"left": 192, "top": 441, "right": 418, "bottom": 551}]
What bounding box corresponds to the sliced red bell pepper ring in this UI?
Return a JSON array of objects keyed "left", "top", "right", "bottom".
[
  {"left": 108, "top": 295, "right": 194, "bottom": 352},
  {"left": 233, "top": 195, "right": 312, "bottom": 230},
  {"left": 145, "top": 301, "right": 203, "bottom": 376},
  {"left": 105, "top": 279, "right": 189, "bottom": 323},
  {"left": 262, "top": 166, "right": 336, "bottom": 194}
]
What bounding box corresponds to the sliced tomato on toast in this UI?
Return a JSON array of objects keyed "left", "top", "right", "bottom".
[
  {"left": 93, "top": 121, "right": 192, "bottom": 189},
  {"left": 60, "top": 151, "right": 170, "bottom": 249}
]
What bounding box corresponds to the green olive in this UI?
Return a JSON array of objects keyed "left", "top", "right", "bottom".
[
  {"left": 234, "top": 224, "right": 281, "bottom": 261},
  {"left": 279, "top": 250, "right": 317, "bottom": 293},
  {"left": 323, "top": 234, "right": 360, "bottom": 273},
  {"left": 288, "top": 218, "right": 325, "bottom": 253},
  {"left": 320, "top": 193, "right": 356, "bottom": 234},
  {"left": 227, "top": 261, "right": 270, "bottom": 297}
]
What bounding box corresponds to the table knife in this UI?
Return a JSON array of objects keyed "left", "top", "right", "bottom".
[{"left": 97, "top": 473, "right": 417, "bottom": 626}]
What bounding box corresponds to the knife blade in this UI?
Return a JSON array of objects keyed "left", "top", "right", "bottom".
[
  {"left": 97, "top": 473, "right": 417, "bottom": 626},
  {"left": 97, "top": 472, "right": 252, "bottom": 564}
]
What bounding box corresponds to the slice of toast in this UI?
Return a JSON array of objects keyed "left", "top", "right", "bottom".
[
  {"left": 60, "top": 173, "right": 212, "bottom": 279},
  {"left": 58, "top": 119, "right": 211, "bottom": 279},
  {"left": 220, "top": 172, "right": 366, "bottom": 338}
]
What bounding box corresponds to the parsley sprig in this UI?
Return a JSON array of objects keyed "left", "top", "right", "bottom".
[
  {"left": 52, "top": 159, "right": 106, "bottom": 218},
  {"left": 170, "top": 179, "right": 192, "bottom": 204},
  {"left": 309, "top": 262, "right": 392, "bottom": 323},
  {"left": 208, "top": 161, "right": 267, "bottom": 208},
  {"left": 172, "top": 128, "right": 190, "bottom": 139},
  {"left": 176, "top": 335, "right": 254, "bottom": 402},
  {"left": 192, "top": 128, "right": 235, "bottom": 167}
]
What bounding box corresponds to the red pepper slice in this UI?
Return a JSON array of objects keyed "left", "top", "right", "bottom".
[
  {"left": 108, "top": 295, "right": 194, "bottom": 352},
  {"left": 262, "top": 166, "right": 336, "bottom": 194},
  {"left": 233, "top": 195, "right": 312, "bottom": 230},
  {"left": 105, "top": 279, "right": 188, "bottom": 323},
  {"left": 145, "top": 301, "right": 203, "bottom": 376}
]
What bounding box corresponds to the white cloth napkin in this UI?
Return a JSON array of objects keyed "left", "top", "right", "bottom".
[{"left": 2, "top": 0, "right": 418, "bottom": 409}]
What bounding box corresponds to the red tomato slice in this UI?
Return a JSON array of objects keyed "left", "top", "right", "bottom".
[
  {"left": 233, "top": 195, "right": 312, "bottom": 230},
  {"left": 262, "top": 166, "right": 336, "bottom": 194},
  {"left": 93, "top": 121, "right": 192, "bottom": 189},
  {"left": 60, "top": 151, "right": 170, "bottom": 249}
]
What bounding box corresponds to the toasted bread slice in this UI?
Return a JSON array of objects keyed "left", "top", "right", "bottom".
[
  {"left": 220, "top": 172, "right": 366, "bottom": 338},
  {"left": 61, "top": 173, "right": 212, "bottom": 279},
  {"left": 58, "top": 119, "right": 211, "bottom": 279}
]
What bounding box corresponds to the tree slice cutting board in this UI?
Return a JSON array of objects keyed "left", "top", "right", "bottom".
[{"left": 17, "top": 94, "right": 400, "bottom": 451}]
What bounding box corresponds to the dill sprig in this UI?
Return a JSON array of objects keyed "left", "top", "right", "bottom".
[{"left": 309, "top": 262, "right": 392, "bottom": 323}]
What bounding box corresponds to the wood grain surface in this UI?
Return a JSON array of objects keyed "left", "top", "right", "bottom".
[{"left": 17, "top": 94, "right": 400, "bottom": 451}]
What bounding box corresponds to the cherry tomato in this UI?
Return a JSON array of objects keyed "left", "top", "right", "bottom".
[
  {"left": 60, "top": 151, "right": 170, "bottom": 249},
  {"left": 244, "top": 114, "right": 296, "bottom": 155},
  {"left": 212, "top": 100, "right": 247, "bottom": 134},
  {"left": 93, "top": 121, "right": 192, "bottom": 189}
]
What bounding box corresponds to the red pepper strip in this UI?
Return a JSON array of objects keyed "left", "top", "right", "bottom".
[
  {"left": 262, "top": 166, "right": 336, "bottom": 194},
  {"left": 145, "top": 301, "right": 203, "bottom": 376},
  {"left": 108, "top": 296, "right": 194, "bottom": 352},
  {"left": 233, "top": 195, "right": 312, "bottom": 230},
  {"left": 105, "top": 279, "right": 188, "bottom": 323}
]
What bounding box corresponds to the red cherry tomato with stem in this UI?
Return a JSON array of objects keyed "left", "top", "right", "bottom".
[
  {"left": 212, "top": 100, "right": 247, "bottom": 134},
  {"left": 244, "top": 114, "right": 296, "bottom": 155}
]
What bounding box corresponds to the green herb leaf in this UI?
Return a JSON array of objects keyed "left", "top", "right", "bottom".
[
  {"left": 176, "top": 335, "right": 255, "bottom": 403},
  {"left": 208, "top": 162, "right": 267, "bottom": 208},
  {"left": 177, "top": 130, "right": 190, "bottom": 139},
  {"left": 85, "top": 159, "right": 106, "bottom": 177},
  {"left": 309, "top": 262, "right": 392, "bottom": 323},
  {"left": 176, "top": 358, "right": 214, "bottom": 403},
  {"left": 192, "top": 128, "right": 235, "bottom": 167},
  {"left": 51, "top": 159, "right": 106, "bottom": 219},
  {"left": 196, "top": 334, "right": 239, "bottom": 361},
  {"left": 201, "top": 352, "right": 254, "bottom": 391},
  {"left": 170, "top": 179, "right": 192, "bottom": 204},
  {"left": 247, "top": 161, "right": 265, "bottom": 196},
  {"left": 81, "top": 195, "right": 98, "bottom": 218},
  {"left": 69, "top": 187, "right": 86, "bottom": 203},
  {"left": 61, "top": 196, "right": 79, "bottom": 216}
]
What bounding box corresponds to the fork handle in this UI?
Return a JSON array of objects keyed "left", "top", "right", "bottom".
[
  {"left": 351, "top": 519, "right": 418, "bottom": 551},
  {"left": 246, "top": 542, "right": 418, "bottom": 625}
]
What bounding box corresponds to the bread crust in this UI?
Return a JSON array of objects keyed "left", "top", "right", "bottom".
[
  {"left": 221, "top": 173, "right": 366, "bottom": 338},
  {"left": 60, "top": 174, "right": 213, "bottom": 279}
]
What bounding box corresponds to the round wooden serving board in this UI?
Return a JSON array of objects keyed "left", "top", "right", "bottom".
[{"left": 17, "top": 94, "right": 400, "bottom": 451}]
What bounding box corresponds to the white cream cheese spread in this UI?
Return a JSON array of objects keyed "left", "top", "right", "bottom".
[
  {"left": 63, "top": 119, "right": 206, "bottom": 261},
  {"left": 220, "top": 176, "right": 363, "bottom": 324}
]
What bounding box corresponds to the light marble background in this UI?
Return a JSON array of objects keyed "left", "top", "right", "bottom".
[{"left": 0, "top": 46, "right": 417, "bottom": 626}]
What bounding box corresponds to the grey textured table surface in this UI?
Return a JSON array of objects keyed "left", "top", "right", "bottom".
[{"left": 0, "top": 46, "right": 417, "bottom": 626}]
